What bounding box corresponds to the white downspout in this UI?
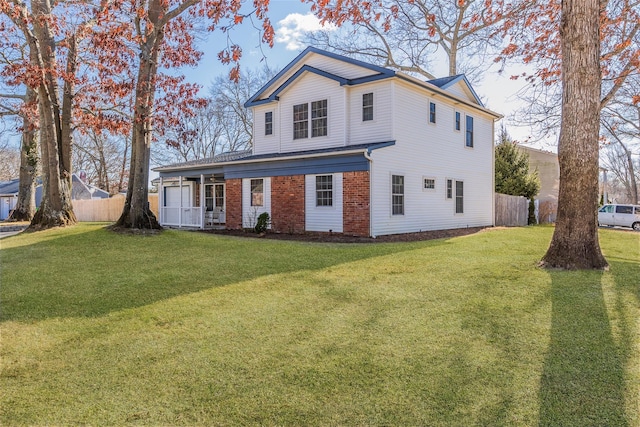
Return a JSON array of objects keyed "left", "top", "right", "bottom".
[{"left": 364, "top": 149, "right": 375, "bottom": 238}]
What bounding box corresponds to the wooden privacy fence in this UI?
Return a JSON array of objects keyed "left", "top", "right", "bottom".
[
  {"left": 495, "top": 193, "right": 528, "bottom": 227},
  {"left": 73, "top": 194, "right": 158, "bottom": 222}
]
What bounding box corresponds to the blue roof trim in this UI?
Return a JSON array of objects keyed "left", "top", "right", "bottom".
[
  {"left": 157, "top": 141, "right": 396, "bottom": 178},
  {"left": 223, "top": 154, "right": 369, "bottom": 179},
  {"left": 268, "top": 65, "right": 348, "bottom": 101},
  {"left": 427, "top": 74, "right": 484, "bottom": 107},
  {"left": 244, "top": 46, "right": 396, "bottom": 108},
  {"left": 236, "top": 141, "right": 395, "bottom": 162}
]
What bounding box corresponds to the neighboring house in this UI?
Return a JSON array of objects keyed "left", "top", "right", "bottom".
[
  {"left": 71, "top": 173, "right": 110, "bottom": 200},
  {"left": 519, "top": 146, "right": 559, "bottom": 224},
  {"left": 0, "top": 174, "right": 108, "bottom": 220},
  {"left": 0, "top": 179, "right": 43, "bottom": 221},
  {"left": 154, "top": 47, "right": 502, "bottom": 237}
]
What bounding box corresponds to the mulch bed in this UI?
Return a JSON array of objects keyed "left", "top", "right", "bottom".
[{"left": 200, "top": 226, "right": 487, "bottom": 243}]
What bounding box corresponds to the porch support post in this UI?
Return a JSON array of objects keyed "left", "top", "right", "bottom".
[
  {"left": 159, "top": 176, "right": 164, "bottom": 225},
  {"left": 178, "top": 175, "right": 183, "bottom": 228},
  {"left": 200, "top": 174, "right": 205, "bottom": 229}
]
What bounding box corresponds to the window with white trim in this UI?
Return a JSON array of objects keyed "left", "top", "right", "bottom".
[
  {"left": 423, "top": 177, "right": 436, "bottom": 190},
  {"left": 392, "top": 175, "right": 404, "bottom": 215},
  {"left": 294, "top": 100, "right": 328, "bottom": 139},
  {"left": 293, "top": 103, "right": 308, "bottom": 139},
  {"left": 429, "top": 102, "right": 436, "bottom": 124},
  {"left": 315, "top": 175, "right": 333, "bottom": 206},
  {"left": 465, "top": 115, "right": 474, "bottom": 147},
  {"left": 363, "top": 93, "right": 373, "bottom": 121},
  {"left": 455, "top": 111, "right": 461, "bottom": 131},
  {"left": 265, "top": 111, "right": 273, "bottom": 136},
  {"left": 446, "top": 179, "right": 453, "bottom": 199},
  {"left": 250, "top": 179, "right": 264, "bottom": 206},
  {"left": 311, "top": 100, "right": 327, "bottom": 137},
  {"left": 455, "top": 180, "right": 464, "bottom": 213}
]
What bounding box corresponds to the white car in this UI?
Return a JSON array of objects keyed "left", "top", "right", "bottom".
[{"left": 598, "top": 204, "right": 640, "bottom": 231}]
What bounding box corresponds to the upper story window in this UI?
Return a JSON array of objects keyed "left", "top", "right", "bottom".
[
  {"left": 455, "top": 111, "right": 461, "bottom": 131},
  {"left": 466, "top": 116, "right": 474, "bottom": 147},
  {"left": 362, "top": 93, "right": 373, "bottom": 121},
  {"left": 293, "top": 104, "right": 309, "bottom": 140},
  {"left": 392, "top": 175, "right": 404, "bottom": 215},
  {"left": 311, "top": 100, "right": 328, "bottom": 137},
  {"left": 429, "top": 102, "right": 436, "bottom": 124},
  {"left": 294, "top": 100, "right": 327, "bottom": 139},
  {"left": 265, "top": 111, "right": 273, "bottom": 136},
  {"left": 316, "top": 175, "right": 333, "bottom": 207},
  {"left": 250, "top": 179, "right": 264, "bottom": 206}
]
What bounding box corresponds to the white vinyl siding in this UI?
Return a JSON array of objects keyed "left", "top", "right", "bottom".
[
  {"left": 368, "top": 79, "right": 494, "bottom": 236},
  {"left": 253, "top": 104, "right": 279, "bottom": 155},
  {"left": 305, "top": 173, "right": 343, "bottom": 232},
  {"left": 350, "top": 83, "right": 393, "bottom": 145},
  {"left": 278, "top": 73, "right": 344, "bottom": 153},
  {"left": 304, "top": 53, "right": 381, "bottom": 80},
  {"left": 242, "top": 177, "right": 271, "bottom": 228}
]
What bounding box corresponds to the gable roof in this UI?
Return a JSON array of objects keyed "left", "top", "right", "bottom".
[
  {"left": 244, "top": 47, "right": 396, "bottom": 108},
  {"left": 0, "top": 179, "right": 20, "bottom": 196},
  {"left": 427, "top": 74, "right": 484, "bottom": 107},
  {"left": 244, "top": 47, "right": 499, "bottom": 118}
]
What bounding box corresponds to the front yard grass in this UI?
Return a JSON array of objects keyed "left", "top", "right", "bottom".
[{"left": 1, "top": 224, "right": 638, "bottom": 426}]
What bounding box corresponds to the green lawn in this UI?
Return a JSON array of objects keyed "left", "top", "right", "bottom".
[{"left": 1, "top": 224, "right": 638, "bottom": 426}]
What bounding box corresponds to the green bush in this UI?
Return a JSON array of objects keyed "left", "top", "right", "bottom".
[{"left": 254, "top": 212, "right": 270, "bottom": 233}]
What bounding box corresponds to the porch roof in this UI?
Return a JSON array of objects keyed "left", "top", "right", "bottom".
[{"left": 154, "top": 141, "right": 395, "bottom": 179}]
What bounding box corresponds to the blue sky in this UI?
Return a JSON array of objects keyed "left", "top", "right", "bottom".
[{"left": 177, "top": 0, "right": 547, "bottom": 149}]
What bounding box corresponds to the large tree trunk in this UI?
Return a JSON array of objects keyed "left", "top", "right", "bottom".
[
  {"left": 28, "top": 0, "right": 76, "bottom": 230},
  {"left": 8, "top": 88, "right": 39, "bottom": 222},
  {"left": 541, "top": 0, "right": 607, "bottom": 270},
  {"left": 114, "top": 24, "right": 163, "bottom": 230}
]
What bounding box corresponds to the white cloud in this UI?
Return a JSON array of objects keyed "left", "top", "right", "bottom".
[{"left": 276, "top": 13, "right": 336, "bottom": 51}]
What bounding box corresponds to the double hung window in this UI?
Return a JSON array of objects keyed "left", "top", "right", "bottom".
[
  {"left": 311, "top": 100, "right": 327, "bottom": 137},
  {"left": 362, "top": 93, "right": 373, "bottom": 121},
  {"left": 465, "top": 116, "right": 474, "bottom": 147},
  {"left": 392, "top": 175, "right": 404, "bottom": 215},
  {"left": 455, "top": 181, "right": 464, "bottom": 214},
  {"left": 265, "top": 111, "right": 273, "bottom": 136},
  {"left": 316, "top": 175, "right": 333, "bottom": 207},
  {"left": 294, "top": 100, "right": 327, "bottom": 139},
  {"left": 293, "top": 104, "right": 308, "bottom": 139},
  {"left": 251, "top": 179, "right": 264, "bottom": 206}
]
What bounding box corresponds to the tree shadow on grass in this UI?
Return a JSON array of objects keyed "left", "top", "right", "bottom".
[
  {"left": 0, "top": 226, "right": 454, "bottom": 322},
  {"left": 539, "top": 263, "right": 636, "bottom": 426}
]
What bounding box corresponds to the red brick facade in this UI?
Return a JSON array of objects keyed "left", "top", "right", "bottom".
[
  {"left": 222, "top": 172, "right": 370, "bottom": 236},
  {"left": 270, "top": 175, "right": 306, "bottom": 234},
  {"left": 225, "top": 178, "right": 243, "bottom": 230},
  {"left": 343, "top": 171, "right": 370, "bottom": 236}
]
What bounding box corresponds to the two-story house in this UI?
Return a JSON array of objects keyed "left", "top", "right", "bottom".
[{"left": 154, "top": 47, "right": 502, "bottom": 237}]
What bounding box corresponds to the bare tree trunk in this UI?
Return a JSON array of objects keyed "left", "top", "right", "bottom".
[
  {"left": 541, "top": 0, "right": 607, "bottom": 270},
  {"left": 28, "top": 0, "right": 76, "bottom": 229},
  {"left": 114, "top": 22, "right": 163, "bottom": 229},
  {"left": 8, "top": 88, "right": 39, "bottom": 222}
]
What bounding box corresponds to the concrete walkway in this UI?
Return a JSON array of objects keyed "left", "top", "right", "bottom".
[{"left": 0, "top": 224, "right": 28, "bottom": 239}]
